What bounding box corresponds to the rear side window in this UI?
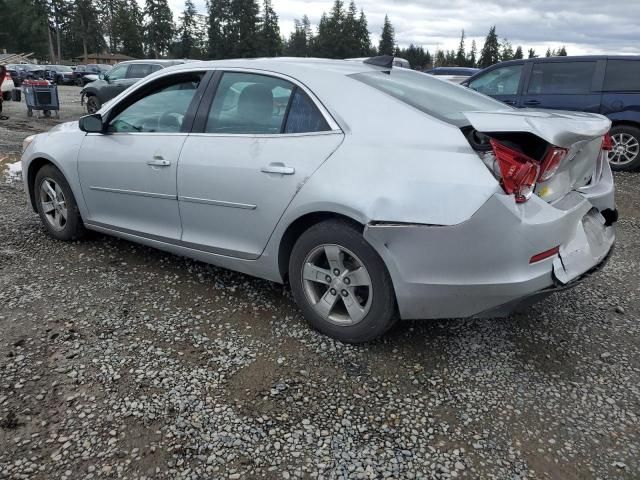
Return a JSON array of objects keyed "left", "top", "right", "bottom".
[
  {"left": 352, "top": 68, "right": 511, "bottom": 127},
  {"left": 604, "top": 60, "right": 640, "bottom": 92},
  {"left": 284, "top": 89, "right": 330, "bottom": 134},
  {"left": 527, "top": 62, "right": 596, "bottom": 94},
  {"left": 127, "top": 63, "right": 153, "bottom": 79}
]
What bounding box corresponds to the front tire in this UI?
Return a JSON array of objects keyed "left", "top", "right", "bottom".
[
  {"left": 608, "top": 125, "right": 640, "bottom": 171},
  {"left": 289, "top": 219, "right": 397, "bottom": 343},
  {"left": 1, "top": 91, "right": 10, "bottom": 101},
  {"left": 34, "top": 165, "right": 86, "bottom": 241},
  {"left": 86, "top": 95, "right": 101, "bottom": 114}
]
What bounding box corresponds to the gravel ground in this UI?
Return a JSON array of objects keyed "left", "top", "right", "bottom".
[{"left": 0, "top": 90, "right": 639, "bottom": 479}]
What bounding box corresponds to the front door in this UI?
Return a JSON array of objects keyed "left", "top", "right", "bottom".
[
  {"left": 177, "top": 71, "right": 344, "bottom": 259},
  {"left": 78, "top": 71, "right": 206, "bottom": 240},
  {"left": 468, "top": 63, "right": 524, "bottom": 107}
]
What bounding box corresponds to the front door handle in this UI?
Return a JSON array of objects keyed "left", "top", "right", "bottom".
[
  {"left": 523, "top": 100, "right": 541, "bottom": 106},
  {"left": 147, "top": 157, "right": 171, "bottom": 167},
  {"left": 261, "top": 163, "right": 295, "bottom": 175}
]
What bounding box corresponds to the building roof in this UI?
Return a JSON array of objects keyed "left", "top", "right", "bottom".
[{"left": 73, "top": 53, "right": 136, "bottom": 61}]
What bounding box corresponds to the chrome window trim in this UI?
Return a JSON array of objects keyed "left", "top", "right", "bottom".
[
  {"left": 186, "top": 130, "right": 342, "bottom": 139},
  {"left": 100, "top": 66, "right": 343, "bottom": 134}
]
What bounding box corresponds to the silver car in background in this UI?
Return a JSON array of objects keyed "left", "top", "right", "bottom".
[{"left": 21, "top": 57, "right": 616, "bottom": 343}]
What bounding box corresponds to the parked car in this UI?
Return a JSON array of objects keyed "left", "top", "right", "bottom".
[
  {"left": 1, "top": 65, "right": 15, "bottom": 101},
  {"left": 424, "top": 67, "right": 480, "bottom": 83},
  {"left": 44, "top": 65, "right": 75, "bottom": 85},
  {"left": 21, "top": 57, "right": 616, "bottom": 342},
  {"left": 80, "top": 59, "right": 189, "bottom": 113},
  {"left": 5, "top": 64, "right": 23, "bottom": 87},
  {"left": 464, "top": 56, "right": 640, "bottom": 170},
  {"left": 9, "top": 64, "right": 46, "bottom": 85},
  {"left": 73, "top": 64, "right": 112, "bottom": 86}
]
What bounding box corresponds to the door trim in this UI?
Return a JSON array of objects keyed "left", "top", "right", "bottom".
[
  {"left": 89, "top": 185, "right": 176, "bottom": 200},
  {"left": 178, "top": 195, "right": 257, "bottom": 210}
]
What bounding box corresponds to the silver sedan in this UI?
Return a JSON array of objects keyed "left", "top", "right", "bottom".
[{"left": 21, "top": 57, "right": 617, "bottom": 343}]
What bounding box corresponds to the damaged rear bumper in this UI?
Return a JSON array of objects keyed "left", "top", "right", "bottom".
[{"left": 364, "top": 188, "right": 616, "bottom": 320}]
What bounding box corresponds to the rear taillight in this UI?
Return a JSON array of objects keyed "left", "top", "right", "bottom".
[
  {"left": 539, "top": 147, "right": 568, "bottom": 182},
  {"left": 529, "top": 246, "right": 560, "bottom": 264},
  {"left": 490, "top": 139, "right": 540, "bottom": 203},
  {"left": 602, "top": 133, "right": 613, "bottom": 151}
]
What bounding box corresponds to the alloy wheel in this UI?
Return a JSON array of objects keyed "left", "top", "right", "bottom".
[
  {"left": 301, "top": 244, "right": 373, "bottom": 326},
  {"left": 608, "top": 133, "right": 640, "bottom": 166},
  {"left": 39, "top": 177, "right": 67, "bottom": 231}
]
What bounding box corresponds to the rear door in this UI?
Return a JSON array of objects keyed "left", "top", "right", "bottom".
[
  {"left": 177, "top": 70, "right": 344, "bottom": 259},
  {"left": 600, "top": 58, "right": 640, "bottom": 118},
  {"left": 519, "top": 59, "right": 602, "bottom": 112},
  {"left": 467, "top": 62, "right": 525, "bottom": 106}
]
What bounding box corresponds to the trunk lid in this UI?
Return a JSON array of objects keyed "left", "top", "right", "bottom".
[{"left": 464, "top": 109, "right": 611, "bottom": 203}]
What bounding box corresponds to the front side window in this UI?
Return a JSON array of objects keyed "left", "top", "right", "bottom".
[
  {"left": 352, "top": 68, "right": 511, "bottom": 127},
  {"left": 127, "top": 64, "right": 153, "bottom": 79},
  {"left": 106, "top": 64, "right": 128, "bottom": 81},
  {"left": 206, "top": 72, "right": 294, "bottom": 134},
  {"left": 527, "top": 61, "right": 596, "bottom": 94},
  {"left": 108, "top": 73, "right": 203, "bottom": 133},
  {"left": 603, "top": 60, "right": 640, "bottom": 92},
  {"left": 469, "top": 65, "right": 523, "bottom": 96}
]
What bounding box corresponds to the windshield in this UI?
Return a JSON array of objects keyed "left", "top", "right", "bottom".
[{"left": 350, "top": 68, "right": 511, "bottom": 127}]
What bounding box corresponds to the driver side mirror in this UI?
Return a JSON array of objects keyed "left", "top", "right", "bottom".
[{"left": 79, "top": 113, "right": 104, "bottom": 133}]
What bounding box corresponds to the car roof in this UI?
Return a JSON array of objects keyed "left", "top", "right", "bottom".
[
  {"left": 117, "top": 59, "right": 190, "bottom": 66},
  {"left": 486, "top": 55, "right": 640, "bottom": 68}
]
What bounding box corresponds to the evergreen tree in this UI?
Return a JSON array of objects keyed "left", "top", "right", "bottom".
[
  {"left": 70, "top": 0, "right": 105, "bottom": 62},
  {"left": 435, "top": 49, "right": 446, "bottom": 67},
  {"left": 285, "top": 18, "right": 308, "bottom": 56},
  {"left": 114, "top": 0, "right": 144, "bottom": 57},
  {"left": 467, "top": 39, "right": 477, "bottom": 67},
  {"left": 545, "top": 47, "right": 553, "bottom": 57},
  {"left": 0, "top": 0, "right": 50, "bottom": 59},
  {"left": 500, "top": 38, "right": 513, "bottom": 61},
  {"left": 228, "top": 0, "right": 260, "bottom": 57},
  {"left": 207, "top": 0, "right": 230, "bottom": 58},
  {"left": 259, "top": 0, "right": 281, "bottom": 56},
  {"left": 378, "top": 14, "right": 395, "bottom": 56},
  {"left": 356, "top": 9, "right": 371, "bottom": 56},
  {"left": 557, "top": 46, "right": 567, "bottom": 56},
  {"left": 144, "top": 0, "right": 174, "bottom": 58},
  {"left": 513, "top": 45, "right": 523, "bottom": 59},
  {"left": 177, "top": 0, "right": 198, "bottom": 58},
  {"left": 455, "top": 30, "right": 466, "bottom": 66},
  {"left": 528, "top": 48, "right": 537, "bottom": 58},
  {"left": 478, "top": 26, "right": 500, "bottom": 68}
]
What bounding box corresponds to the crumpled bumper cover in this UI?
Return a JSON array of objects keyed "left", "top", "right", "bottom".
[{"left": 364, "top": 190, "right": 615, "bottom": 321}]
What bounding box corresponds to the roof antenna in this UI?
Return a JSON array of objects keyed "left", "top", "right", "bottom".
[{"left": 363, "top": 55, "right": 394, "bottom": 68}]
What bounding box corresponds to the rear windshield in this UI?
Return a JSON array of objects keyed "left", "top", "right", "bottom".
[{"left": 350, "top": 69, "right": 510, "bottom": 127}]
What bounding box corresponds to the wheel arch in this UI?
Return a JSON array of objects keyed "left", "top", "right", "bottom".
[
  {"left": 277, "top": 211, "right": 364, "bottom": 282},
  {"left": 610, "top": 120, "right": 640, "bottom": 130},
  {"left": 26, "top": 157, "right": 60, "bottom": 212}
]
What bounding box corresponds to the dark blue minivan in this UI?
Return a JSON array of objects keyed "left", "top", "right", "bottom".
[{"left": 464, "top": 56, "right": 640, "bottom": 171}]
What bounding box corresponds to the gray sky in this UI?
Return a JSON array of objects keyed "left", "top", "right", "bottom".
[{"left": 164, "top": 0, "right": 640, "bottom": 55}]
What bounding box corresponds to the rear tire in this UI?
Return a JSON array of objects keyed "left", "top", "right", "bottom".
[
  {"left": 34, "top": 164, "right": 86, "bottom": 241},
  {"left": 289, "top": 219, "right": 397, "bottom": 343},
  {"left": 608, "top": 125, "right": 640, "bottom": 171},
  {"left": 1, "top": 91, "right": 10, "bottom": 101}
]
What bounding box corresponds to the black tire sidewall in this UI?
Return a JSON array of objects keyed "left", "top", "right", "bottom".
[
  {"left": 609, "top": 125, "right": 640, "bottom": 171},
  {"left": 289, "top": 220, "right": 397, "bottom": 343},
  {"left": 34, "top": 165, "right": 85, "bottom": 241},
  {"left": 86, "top": 96, "right": 101, "bottom": 114}
]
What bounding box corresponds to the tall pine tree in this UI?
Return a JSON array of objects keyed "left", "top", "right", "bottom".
[
  {"left": 259, "top": 0, "right": 281, "bottom": 56},
  {"left": 144, "top": 0, "right": 174, "bottom": 58},
  {"left": 478, "top": 26, "right": 500, "bottom": 68},
  {"left": 378, "top": 14, "right": 395, "bottom": 56}
]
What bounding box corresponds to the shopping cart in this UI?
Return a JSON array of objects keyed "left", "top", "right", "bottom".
[{"left": 23, "top": 80, "right": 60, "bottom": 118}]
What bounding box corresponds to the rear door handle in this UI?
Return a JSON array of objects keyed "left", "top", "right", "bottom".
[
  {"left": 523, "top": 100, "right": 541, "bottom": 106},
  {"left": 261, "top": 163, "right": 295, "bottom": 175},
  {"left": 147, "top": 157, "right": 171, "bottom": 167}
]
